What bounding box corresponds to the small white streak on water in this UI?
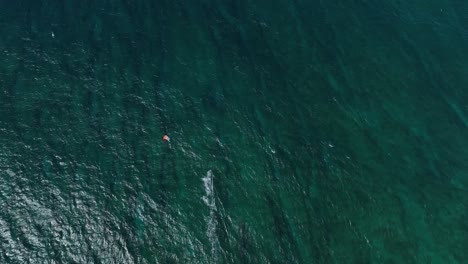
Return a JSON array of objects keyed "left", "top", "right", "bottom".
[{"left": 202, "top": 170, "right": 220, "bottom": 263}]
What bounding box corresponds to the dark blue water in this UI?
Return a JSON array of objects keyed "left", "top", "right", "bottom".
[{"left": 0, "top": 0, "right": 467, "bottom": 263}]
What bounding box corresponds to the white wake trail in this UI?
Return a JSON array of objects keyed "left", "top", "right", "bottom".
[{"left": 202, "top": 170, "right": 220, "bottom": 263}]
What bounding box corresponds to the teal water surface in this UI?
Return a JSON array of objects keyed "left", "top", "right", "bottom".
[{"left": 0, "top": 0, "right": 467, "bottom": 263}]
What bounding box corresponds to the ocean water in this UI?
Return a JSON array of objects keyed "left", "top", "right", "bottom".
[{"left": 0, "top": 0, "right": 467, "bottom": 263}]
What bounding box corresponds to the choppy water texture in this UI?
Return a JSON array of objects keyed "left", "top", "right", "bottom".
[{"left": 0, "top": 1, "right": 467, "bottom": 263}]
